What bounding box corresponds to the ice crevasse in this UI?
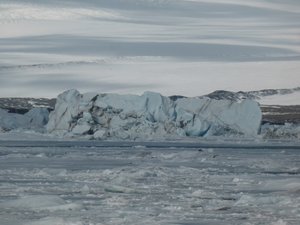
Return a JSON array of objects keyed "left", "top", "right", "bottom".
[{"left": 46, "top": 89, "right": 262, "bottom": 139}]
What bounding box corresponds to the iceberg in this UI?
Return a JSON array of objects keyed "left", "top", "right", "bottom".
[
  {"left": 0, "top": 107, "right": 49, "bottom": 132},
  {"left": 47, "top": 89, "right": 262, "bottom": 140}
]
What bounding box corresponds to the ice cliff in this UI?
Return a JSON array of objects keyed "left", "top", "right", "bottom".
[
  {"left": 0, "top": 108, "right": 49, "bottom": 132},
  {"left": 46, "top": 90, "right": 262, "bottom": 140}
]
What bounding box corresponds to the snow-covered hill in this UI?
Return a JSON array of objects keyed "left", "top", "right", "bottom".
[{"left": 205, "top": 87, "right": 300, "bottom": 105}]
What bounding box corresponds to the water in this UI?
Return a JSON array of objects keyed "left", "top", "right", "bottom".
[{"left": 0, "top": 141, "right": 299, "bottom": 225}]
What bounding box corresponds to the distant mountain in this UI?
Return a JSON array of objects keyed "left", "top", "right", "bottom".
[
  {"left": 204, "top": 90, "right": 256, "bottom": 102},
  {"left": 169, "top": 87, "right": 300, "bottom": 105},
  {"left": 204, "top": 87, "right": 300, "bottom": 102}
]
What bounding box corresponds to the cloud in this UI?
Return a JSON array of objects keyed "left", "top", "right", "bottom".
[
  {"left": 1, "top": 35, "right": 299, "bottom": 62},
  {"left": 25, "top": 75, "right": 154, "bottom": 90},
  {"left": 0, "top": 72, "right": 157, "bottom": 97},
  {"left": 185, "top": 0, "right": 300, "bottom": 14},
  {"left": 0, "top": 2, "right": 123, "bottom": 22},
  {"left": 0, "top": 0, "right": 299, "bottom": 98}
]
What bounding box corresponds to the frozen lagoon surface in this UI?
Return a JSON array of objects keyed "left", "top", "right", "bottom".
[{"left": 0, "top": 140, "right": 299, "bottom": 225}]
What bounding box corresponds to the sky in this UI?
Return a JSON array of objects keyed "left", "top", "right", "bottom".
[{"left": 0, "top": 0, "right": 299, "bottom": 98}]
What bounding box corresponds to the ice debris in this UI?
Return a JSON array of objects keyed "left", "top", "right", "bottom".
[{"left": 261, "top": 123, "right": 300, "bottom": 139}]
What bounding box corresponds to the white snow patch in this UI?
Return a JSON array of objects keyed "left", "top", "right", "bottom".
[{"left": 258, "top": 91, "right": 300, "bottom": 105}]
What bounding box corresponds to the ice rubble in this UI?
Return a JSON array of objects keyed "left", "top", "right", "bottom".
[
  {"left": 0, "top": 108, "right": 49, "bottom": 132},
  {"left": 46, "top": 89, "right": 262, "bottom": 139},
  {"left": 2, "top": 195, "right": 80, "bottom": 212},
  {"left": 261, "top": 123, "right": 300, "bottom": 139}
]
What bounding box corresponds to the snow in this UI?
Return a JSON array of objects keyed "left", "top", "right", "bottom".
[
  {"left": 258, "top": 91, "right": 300, "bottom": 106},
  {"left": 47, "top": 89, "right": 262, "bottom": 139}
]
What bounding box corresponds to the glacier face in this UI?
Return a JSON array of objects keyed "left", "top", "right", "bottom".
[
  {"left": 0, "top": 108, "right": 49, "bottom": 132},
  {"left": 46, "top": 89, "right": 262, "bottom": 139}
]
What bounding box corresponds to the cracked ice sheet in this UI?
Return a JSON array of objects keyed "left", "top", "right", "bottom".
[{"left": 0, "top": 141, "right": 299, "bottom": 225}]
